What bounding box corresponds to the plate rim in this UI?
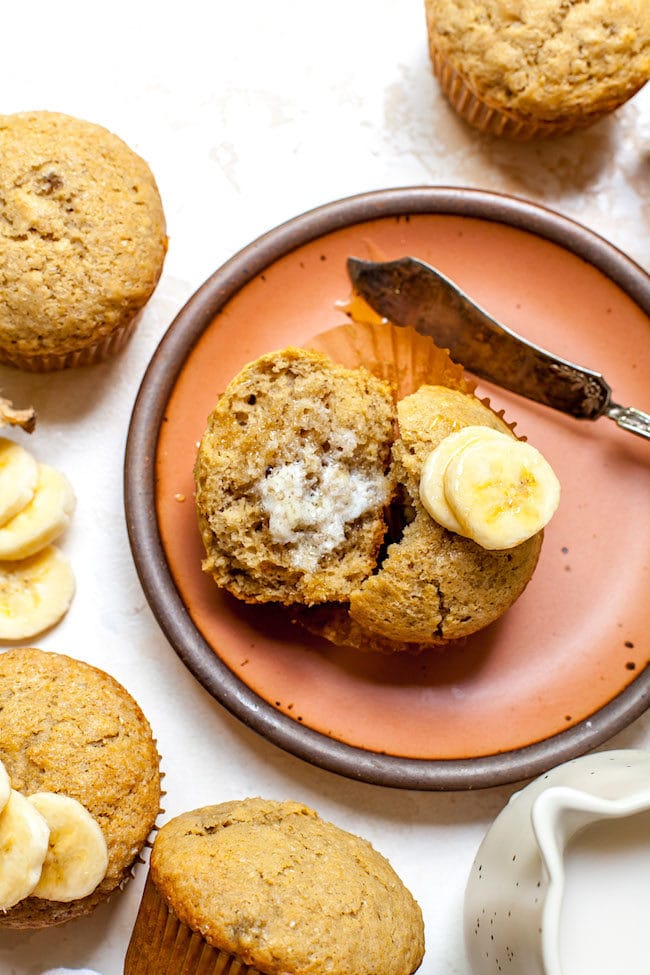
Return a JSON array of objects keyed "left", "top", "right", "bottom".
[{"left": 124, "top": 185, "right": 650, "bottom": 791}]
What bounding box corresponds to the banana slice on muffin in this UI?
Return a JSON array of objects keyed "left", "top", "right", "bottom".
[
  {"left": 0, "top": 790, "right": 50, "bottom": 911},
  {"left": 27, "top": 793, "right": 109, "bottom": 903},
  {"left": 425, "top": 427, "right": 561, "bottom": 550},
  {"left": 0, "top": 784, "right": 109, "bottom": 910}
]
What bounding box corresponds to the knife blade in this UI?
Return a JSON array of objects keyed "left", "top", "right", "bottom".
[{"left": 347, "top": 256, "right": 650, "bottom": 440}]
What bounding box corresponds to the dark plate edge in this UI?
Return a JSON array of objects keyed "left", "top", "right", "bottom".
[{"left": 124, "top": 185, "right": 650, "bottom": 791}]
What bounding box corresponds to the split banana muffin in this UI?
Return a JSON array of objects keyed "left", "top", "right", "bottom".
[
  {"left": 0, "top": 647, "right": 162, "bottom": 928},
  {"left": 425, "top": 0, "right": 650, "bottom": 139},
  {"left": 125, "top": 798, "right": 425, "bottom": 975},
  {"left": 194, "top": 340, "right": 559, "bottom": 652},
  {"left": 0, "top": 110, "right": 167, "bottom": 370}
]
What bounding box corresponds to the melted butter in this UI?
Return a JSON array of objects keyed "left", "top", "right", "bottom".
[{"left": 258, "top": 447, "right": 389, "bottom": 571}]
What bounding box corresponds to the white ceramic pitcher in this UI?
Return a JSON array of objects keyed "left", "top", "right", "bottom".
[{"left": 464, "top": 749, "right": 650, "bottom": 975}]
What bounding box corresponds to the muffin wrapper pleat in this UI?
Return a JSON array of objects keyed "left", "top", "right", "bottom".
[
  {"left": 0, "top": 313, "right": 141, "bottom": 373},
  {"left": 307, "top": 319, "right": 473, "bottom": 401},
  {"left": 428, "top": 46, "right": 623, "bottom": 141},
  {"left": 125, "top": 874, "right": 261, "bottom": 975}
]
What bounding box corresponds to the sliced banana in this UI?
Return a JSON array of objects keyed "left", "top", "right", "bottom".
[
  {"left": 0, "top": 463, "right": 76, "bottom": 561},
  {"left": 420, "top": 426, "right": 510, "bottom": 533},
  {"left": 0, "top": 789, "right": 50, "bottom": 910},
  {"left": 0, "top": 758, "right": 10, "bottom": 814},
  {"left": 0, "top": 438, "right": 39, "bottom": 528},
  {"left": 444, "top": 433, "right": 561, "bottom": 549},
  {"left": 0, "top": 545, "right": 76, "bottom": 640},
  {"left": 27, "top": 793, "right": 108, "bottom": 902}
]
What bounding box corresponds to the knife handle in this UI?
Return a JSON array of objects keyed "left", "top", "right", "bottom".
[{"left": 607, "top": 403, "right": 650, "bottom": 440}]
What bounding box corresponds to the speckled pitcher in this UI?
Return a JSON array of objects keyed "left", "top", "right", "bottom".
[{"left": 464, "top": 749, "right": 650, "bottom": 975}]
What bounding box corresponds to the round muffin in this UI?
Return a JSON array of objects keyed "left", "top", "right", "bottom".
[
  {"left": 0, "top": 647, "right": 161, "bottom": 928},
  {"left": 297, "top": 385, "right": 543, "bottom": 652},
  {"left": 424, "top": 0, "right": 650, "bottom": 139},
  {"left": 125, "top": 798, "right": 425, "bottom": 975},
  {"left": 194, "top": 347, "right": 396, "bottom": 606},
  {"left": 0, "top": 110, "right": 167, "bottom": 370}
]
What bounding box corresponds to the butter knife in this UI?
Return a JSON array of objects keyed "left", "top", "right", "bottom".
[{"left": 347, "top": 256, "right": 650, "bottom": 441}]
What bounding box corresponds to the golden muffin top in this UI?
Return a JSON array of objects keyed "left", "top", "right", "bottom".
[
  {"left": 151, "top": 797, "right": 425, "bottom": 975},
  {"left": 0, "top": 110, "right": 167, "bottom": 361},
  {"left": 425, "top": 0, "right": 650, "bottom": 120}
]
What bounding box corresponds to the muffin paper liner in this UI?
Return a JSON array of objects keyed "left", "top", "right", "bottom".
[
  {"left": 428, "top": 46, "right": 628, "bottom": 141},
  {"left": 307, "top": 318, "right": 473, "bottom": 400},
  {"left": 125, "top": 874, "right": 261, "bottom": 975},
  {"left": 307, "top": 317, "right": 517, "bottom": 433},
  {"left": 0, "top": 312, "right": 141, "bottom": 373}
]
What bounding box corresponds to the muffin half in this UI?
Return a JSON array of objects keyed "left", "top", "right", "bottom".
[{"left": 194, "top": 347, "right": 396, "bottom": 606}]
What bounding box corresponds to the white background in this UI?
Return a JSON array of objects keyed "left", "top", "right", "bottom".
[{"left": 0, "top": 2, "right": 649, "bottom": 973}]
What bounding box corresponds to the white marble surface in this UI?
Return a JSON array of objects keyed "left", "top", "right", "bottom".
[{"left": 1, "top": 2, "right": 649, "bottom": 973}]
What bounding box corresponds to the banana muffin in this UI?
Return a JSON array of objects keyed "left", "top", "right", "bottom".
[
  {"left": 125, "top": 798, "right": 425, "bottom": 975},
  {"left": 194, "top": 346, "right": 396, "bottom": 606},
  {"left": 425, "top": 0, "right": 650, "bottom": 139},
  {"left": 0, "top": 110, "right": 167, "bottom": 370},
  {"left": 0, "top": 647, "right": 162, "bottom": 928}
]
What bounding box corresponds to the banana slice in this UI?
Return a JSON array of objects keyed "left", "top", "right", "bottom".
[
  {"left": 0, "top": 789, "right": 50, "bottom": 910},
  {"left": 0, "top": 438, "right": 39, "bottom": 528},
  {"left": 27, "top": 793, "right": 108, "bottom": 902},
  {"left": 0, "top": 545, "right": 76, "bottom": 640},
  {"left": 420, "top": 426, "right": 509, "bottom": 533},
  {"left": 0, "top": 464, "right": 76, "bottom": 561},
  {"left": 0, "top": 758, "right": 10, "bottom": 814},
  {"left": 445, "top": 433, "right": 561, "bottom": 550}
]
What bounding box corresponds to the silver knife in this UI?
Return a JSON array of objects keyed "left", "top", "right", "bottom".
[{"left": 347, "top": 256, "right": 650, "bottom": 441}]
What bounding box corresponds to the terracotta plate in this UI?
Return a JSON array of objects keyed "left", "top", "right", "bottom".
[{"left": 125, "top": 187, "right": 650, "bottom": 790}]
